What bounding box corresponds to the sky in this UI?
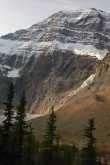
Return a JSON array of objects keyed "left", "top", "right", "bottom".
[{"left": 0, "top": 0, "right": 110, "bottom": 35}]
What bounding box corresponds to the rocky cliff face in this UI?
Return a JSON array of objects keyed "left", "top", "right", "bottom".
[{"left": 0, "top": 8, "right": 110, "bottom": 113}]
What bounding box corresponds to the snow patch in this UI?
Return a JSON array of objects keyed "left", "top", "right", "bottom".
[
  {"left": 77, "top": 8, "right": 98, "bottom": 20},
  {"left": 0, "top": 39, "right": 24, "bottom": 55},
  {"left": 34, "top": 41, "right": 108, "bottom": 60},
  {"left": 53, "top": 41, "right": 108, "bottom": 60},
  {"left": 7, "top": 68, "right": 20, "bottom": 78},
  {"left": 74, "top": 74, "right": 96, "bottom": 94},
  {"left": 73, "top": 44, "right": 108, "bottom": 60},
  {"left": 0, "top": 38, "right": 108, "bottom": 60},
  {"left": 80, "top": 74, "right": 96, "bottom": 88},
  {"left": 0, "top": 64, "right": 11, "bottom": 70},
  {"left": 26, "top": 113, "right": 43, "bottom": 121},
  {"left": 68, "top": 73, "right": 96, "bottom": 97}
]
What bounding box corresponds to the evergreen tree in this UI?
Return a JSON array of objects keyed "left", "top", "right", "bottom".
[
  {"left": 2, "top": 82, "right": 14, "bottom": 142},
  {"left": 82, "top": 118, "right": 97, "bottom": 165},
  {"left": 13, "top": 91, "right": 38, "bottom": 165},
  {"left": 40, "top": 106, "right": 57, "bottom": 165},
  {"left": 13, "top": 91, "right": 28, "bottom": 165},
  {"left": 1, "top": 82, "right": 14, "bottom": 164},
  {"left": 25, "top": 124, "right": 38, "bottom": 165},
  {"left": 44, "top": 106, "right": 56, "bottom": 148}
]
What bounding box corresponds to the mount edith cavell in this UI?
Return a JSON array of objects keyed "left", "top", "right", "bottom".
[{"left": 1, "top": 8, "right": 110, "bottom": 145}]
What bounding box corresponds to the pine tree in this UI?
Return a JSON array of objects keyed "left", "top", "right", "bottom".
[
  {"left": 13, "top": 91, "right": 28, "bottom": 165},
  {"left": 2, "top": 82, "right": 14, "bottom": 143},
  {"left": 13, "top": 91, "right": 38, "bottom": 165},
  {"left": 82, "top": 118, "right": 97, "bottom": 165},
  {"left": 44, "top": 106, "right": 56, "bottom": 148},
  {"left": 40, "top": 106, "right": 57, "bottom": 165},
  {"left": 0, "top": 82, "right": 15, "bottom": 164},
  {"left": 25, "top": 124, "right": 38, "bottom": 165}
]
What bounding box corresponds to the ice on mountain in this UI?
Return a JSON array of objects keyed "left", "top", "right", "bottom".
[
  {"left": 0, "top": 39, "right": 24, "bottom": 55},
  {"left": 68, "top": 73, "right": 96, "bottom": 97},
  {"left": 81, "top": 74, "right": 96, "bottom": 89},
  {"left": 50, "top": 41, "right": 108, "bottom": 60},
  {"left": 7, "top": 68, "right": 20, "bottom": 78}
]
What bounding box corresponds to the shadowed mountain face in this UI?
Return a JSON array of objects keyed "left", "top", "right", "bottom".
[{"left": 0, "top": 8, "right": 110, "bottom": 112}]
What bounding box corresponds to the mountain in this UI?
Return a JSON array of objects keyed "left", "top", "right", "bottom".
[
  {"left": 0, "top": 8, "right": 110, "bottom": 114},
  {"left": 31, "top": 53, "right": 110, "bottom": 148}
]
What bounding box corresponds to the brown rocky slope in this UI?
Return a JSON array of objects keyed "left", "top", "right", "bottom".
[{"left": 31, "top": 53, "right": 110, "bottom": 149}]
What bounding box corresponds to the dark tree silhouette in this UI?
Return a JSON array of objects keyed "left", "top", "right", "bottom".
[
  {"left": 13, "top": 91, "right": 38, "bottom": 165},
  {"left": 40, "top": 106, "right": 57, "bottom": 165},
  {"left": 13, "top": 91, "right": 28, "bottom": 165},
  {"left": 82, "top": 118, "right": 97, "bottom": 165},
  {"left": 25, "top": 124, "right": 38, "bottom": 165},
  {"left": 44, "top": 106, "right": 56, "bottom": 148},
  {"left": 1, "top": 82, "right": 14, "bottom": 165}
]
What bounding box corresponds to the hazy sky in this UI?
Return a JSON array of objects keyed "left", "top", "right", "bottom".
[{"left": 0, "top": 0, "right": 110, "bottom": 35}]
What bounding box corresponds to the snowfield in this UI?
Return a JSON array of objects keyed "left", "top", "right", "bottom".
[
  {"left": 0, "top": 39, "right": 108, "bottom": 61},
  {"left": 0, "top": 39, "right": 24, "bottom": 55},
  {"left": 7, "top": 68, "right": 20, "bottom": 78}
]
